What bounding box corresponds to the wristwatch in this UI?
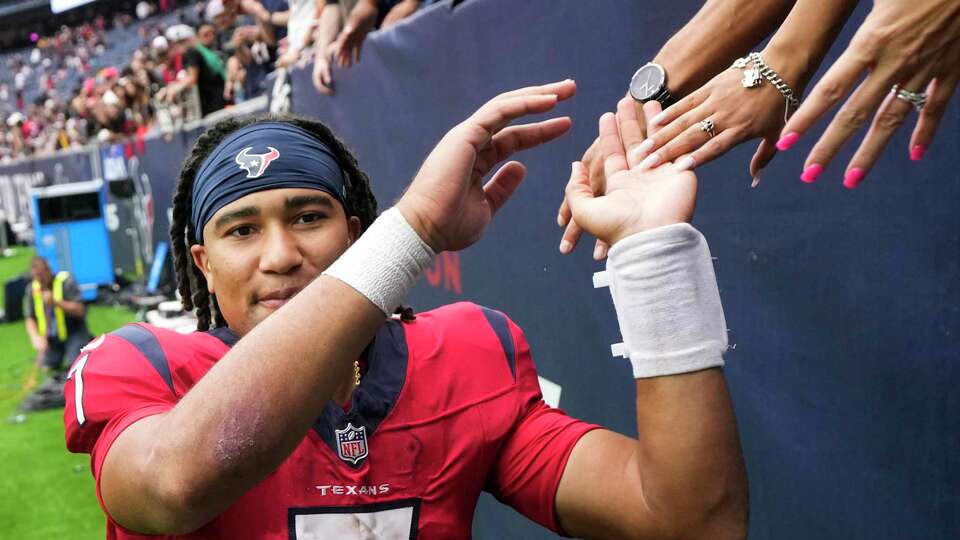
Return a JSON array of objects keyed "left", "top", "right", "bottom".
[{"left": 628, "top": 62, "right": 676, "bottom": 107}]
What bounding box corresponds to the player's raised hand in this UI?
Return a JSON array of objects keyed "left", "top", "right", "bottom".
[
  {"left": 397, "top": 80, "right": 576, "bottom": 252},
  {"left": 565, "top": 110, "right": 697, "bottom": 249}
]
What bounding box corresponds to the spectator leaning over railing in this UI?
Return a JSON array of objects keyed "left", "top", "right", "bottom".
[
  {"left": 310, "top": 0, "right": 343, "bottom": 94},
  {"left": 328, "top": 0, "right": 422, "bottom": 69},
  {"left": 157, "top": 23, "right": 228, "bottom": 117},
  {"left": 275, "top": 0, "right": 323, "bottom": 71},
  {"left": 309, "top": 0, "right": 423, "bottom": 95},
  {"left": 209, "top": 0, "right": 285, "bottom": 102}
]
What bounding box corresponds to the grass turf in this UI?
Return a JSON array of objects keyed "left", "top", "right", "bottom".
[{"left": 0, "top": 247, "right": 137, "bottom": 539}]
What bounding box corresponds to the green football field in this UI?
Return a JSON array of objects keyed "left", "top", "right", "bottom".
[{"left": 0, "top": 248, "right": 137, "bottom": 539}]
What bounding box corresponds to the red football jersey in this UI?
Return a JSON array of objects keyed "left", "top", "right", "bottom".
[{"left": 64, "top": 302, "right": 600, "bottom": 539}]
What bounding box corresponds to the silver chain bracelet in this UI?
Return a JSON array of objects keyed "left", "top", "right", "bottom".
[{"left": 731, "top": 52, "right": 801, "bottom": 123}]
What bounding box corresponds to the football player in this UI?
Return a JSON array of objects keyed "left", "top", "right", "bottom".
[{"left": 65, "top": 80, "right": 747, "bottom": 539}]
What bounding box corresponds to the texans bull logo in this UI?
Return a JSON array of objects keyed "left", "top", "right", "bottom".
[{"left": 235, "top": 146, "right": 280, "bottom": 178}]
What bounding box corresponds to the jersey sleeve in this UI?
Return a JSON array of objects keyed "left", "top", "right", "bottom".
[
  {"left": 484, "top": 314, "right": 602, "bottom": 535},
  {"left": 63, "top": 328, "right": 178, "bottom": 482}
]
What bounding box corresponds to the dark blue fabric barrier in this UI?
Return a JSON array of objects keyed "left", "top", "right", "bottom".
[
  {"left": 136, "top": 126, "right": 208, "bottom": 245},
  {"left": 287, "top": 1, "right": 960, "bottom": 538},
  {"left": 0, "top": 0, "right": 954, "bottom": 537}
]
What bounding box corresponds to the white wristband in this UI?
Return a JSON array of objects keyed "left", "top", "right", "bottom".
[
  {"left": 323, "top": 207, "right": 435, "bottom": 315},
  {"left": 603, "top": 223, "right": 728, "bottom": 378}
]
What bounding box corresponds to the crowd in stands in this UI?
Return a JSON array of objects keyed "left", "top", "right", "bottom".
[{"left": 0, "top": 0, "right": 439, "bottom": 163}]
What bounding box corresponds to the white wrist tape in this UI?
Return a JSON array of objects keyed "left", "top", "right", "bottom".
[
  {"left": 323, "top": 207, "right": 435, "bottom": 315},
  {"left": 602, "top": 223, "right": 727, "bottom": 378}
]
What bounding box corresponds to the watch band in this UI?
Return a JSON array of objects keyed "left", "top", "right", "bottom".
[
  {"left": 629, "top": 62, "right": 677, "bottom": 108},
  {"left": 652, "top": 87, "right": 676, "bottom": 108}
]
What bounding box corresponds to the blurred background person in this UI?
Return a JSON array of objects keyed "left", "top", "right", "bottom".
[
  {"left": 20, "top": 256, "right": 91, "bottom": 411},
  {"left": 158, "top": 23, "right": 228, "bottom": 117},
  {"left": 24, "top": 256, "right": 90, "bottom": 371}
]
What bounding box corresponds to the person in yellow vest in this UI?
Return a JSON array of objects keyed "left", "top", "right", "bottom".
[{"left": 22, "top": 256, "right": 91, "bottom": 371}]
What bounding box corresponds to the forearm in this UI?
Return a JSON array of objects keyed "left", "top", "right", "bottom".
[
  {"left": 653, "top": 0, "right": 795, "bottom": 97},
  {"left": 25, "top": 318, "right": 40, "bottom": 342},
  {"left": 346, "top": 0, "right": 378, "bottom": 31},
  {"left": 245, "top": 1, "right": 278, "bottom": 46},
  {"left": 103, "top": 276, "right": 384, "bottom": 532},
  {"left": 383, "top": 0, "right": 419, "bottom": 25},
  {"left": 298, "top": 19, "right": 319, "bottom": 50},
  {"left": 612, "top": 225, "right": 746, "bottom": 537},
  {"left": 760, "top": 0, "right": 859, "bottom": 92},
  {"left": 397, "top": 0, "right": 420, "bottom": 17},
  {"left": 269, "top": 9, "right": 290, "bottom": 27},
  {"left": 55, "top": 299, "right": 85, "bottom": 317},
  {"left": 314, "top": 3, "right": 341, "bottom": 50},
  {"left": 257, "top": 18, "right": 277, "bottom": 45},
  {"left": 634, "top": 371, "right": 747, "bottom": 537},
  {"left": 167, "top": 77, "right": 192, "bottom": 97}
]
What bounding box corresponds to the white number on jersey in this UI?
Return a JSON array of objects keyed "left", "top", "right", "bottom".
[
  {"left": 66, "top": 354, "right": 90, "bottom": 425},
  {"left": 290, "top": 499, "right": 420, "bottom": 540},
  {"left": 67, "top": 335, "right": 106, "bottom": 425}
]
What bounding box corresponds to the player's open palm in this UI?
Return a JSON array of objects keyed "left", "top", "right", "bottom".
[
  {"left": 565, "top": 111, "right": 697, "bottom": 249},
  {"left": 398, "top": 80, "right": 575, "bottom": 253}
]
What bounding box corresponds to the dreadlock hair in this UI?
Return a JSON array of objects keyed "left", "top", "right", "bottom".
[{"left": 169, "top": 113, "right": 380, "bottom": 331}]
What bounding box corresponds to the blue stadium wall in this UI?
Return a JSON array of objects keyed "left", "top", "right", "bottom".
[{"left": 0, "top": 1, "right": 957, "bottom": 538}]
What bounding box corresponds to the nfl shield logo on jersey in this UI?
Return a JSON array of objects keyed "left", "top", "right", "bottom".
[{"left": 335, "top": 422, "right": 369, "bottom": 465}]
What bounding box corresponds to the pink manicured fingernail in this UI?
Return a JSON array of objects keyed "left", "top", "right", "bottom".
[
  {"left": 843, "top": 168, "right": 866, "bottom": 189},
  {"left": 910, "top": 145, "right": 926, "bottom": 161},
  {"left": 559, "top": 240, "right": 572, "bottom": 254},
  {"left": 776, "top": 132, "right": 800, "bottom": 151},
  {"left": 650, "top": 112, "right": 668, "bottom": 126},
  {"left": 640, "top": 152, "right": 661, "bottom": 169},
  {"left": 800, "top": 164, "right": 823, "bottom": 183}
]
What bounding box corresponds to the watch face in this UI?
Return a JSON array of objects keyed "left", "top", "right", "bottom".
[{"left": 629, "top": 63, "right": 666, "bottom": 101}]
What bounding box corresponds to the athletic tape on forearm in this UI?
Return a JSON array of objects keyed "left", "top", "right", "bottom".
[
  {"left": 323, "top": 207, "right": 435, "bottom": 315},
  {"left": 605, "top": 223, "right": 727, "bottom": 378}
]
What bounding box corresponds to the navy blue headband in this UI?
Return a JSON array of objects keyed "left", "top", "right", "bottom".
[{"left": 190, "top": 122, "right": 350, "bottom": 243}]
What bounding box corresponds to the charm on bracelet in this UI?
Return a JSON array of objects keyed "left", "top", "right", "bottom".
[
  {"left": 731, "top": 52, "right": 802, "bottom": 122},
  {"left": 732, "top": 56, "right": 763, "bottom": 88},
  {"left": 742, "top": 68, "right": 763, "bottom": 88}
]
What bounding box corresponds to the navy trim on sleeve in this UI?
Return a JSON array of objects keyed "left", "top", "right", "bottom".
[
  {"left": 479, "top": 306, "right": 516, "bottom": 379},
  {"left": 111, "top": 325, "right": 178, "bottom": 397},
  {"left": 207, "top": 326, "right": 240, "bottom": 347}
]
